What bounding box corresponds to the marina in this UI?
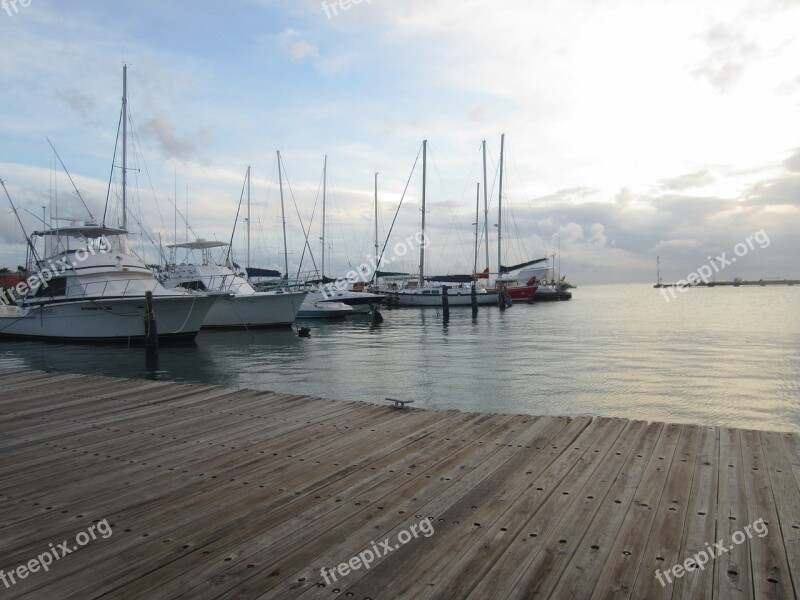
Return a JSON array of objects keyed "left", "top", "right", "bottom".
[
  {"left": 1, "top": 2, "right": 799, "bottom": 598},
  {"left": 1, "top": 368, "right": 798, "bottom": 599}
]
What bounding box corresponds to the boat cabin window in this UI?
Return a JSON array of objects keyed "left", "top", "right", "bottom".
[
  {"left": 34, "top": 277, "right": 67, "bottom": 298},
  {"left": 178, "top": 280, "right": 206, "bottom": 291}
]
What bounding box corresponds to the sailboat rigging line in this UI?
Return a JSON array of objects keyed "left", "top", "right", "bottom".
[
  {"left": 224, "top": 169, "right": 249, "bottom": 266},
  {"left": 1, "top": 177, "right": 42, "bottom": 266},
  {"left": 327, "top": 170, "right": 354, "bottom": 271},
  {"left": 297, "top": 163, "right": 324, "bottom": 280},
  {"left": 281, "top": 159, "right": 319, "bottom": 285},
  {"left": 127, "top": 113, "right": 174, "bottom": 259},
  {"left": 102, "top": 108, "right": 124, "bottom": 227},
  {"left": 46, "top": 138, "right": 94, "bottom": 220},
  {"left": 509, "top": 152, "right": 531, "bottom": 258},
  {"left": 425, "top": 145, "right": 466, "bottom": 278},
  {"left": 22, "top": 208, "right": 48, "bottom": 227},
  {"left": 375, "top": 143, "right": 422, "bottom": 281}
]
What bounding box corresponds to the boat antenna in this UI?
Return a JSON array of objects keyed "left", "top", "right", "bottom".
[{"left": 46, "top": 138, "right": 94, "bottom": 221}]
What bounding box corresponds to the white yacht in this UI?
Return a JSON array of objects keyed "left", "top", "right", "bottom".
[
  {"left": 392, "top": 283, "right": 498, "bottom": 307},
  {"left": 303, "top": 286, "right": 385, "bottom": 314},
  {"left": 162, "top": 240, "right": 306, "bottom": 328},
  {"left": 0, "top": 224, "right": 219, "bottom": 341},
  {"left": 295, "top": 299, "right": 353, "bottom": 318}
]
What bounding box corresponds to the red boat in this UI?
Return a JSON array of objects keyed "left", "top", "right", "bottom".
[
  {"left": 503, "top": 276, "right": 538, "bottom": 301},
  {"left": 480, "top": 268, "right": 539, "bottom": 302}
]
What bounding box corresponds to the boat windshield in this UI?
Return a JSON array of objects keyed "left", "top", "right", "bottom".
[{"left": 35, "top": 225, "right": 130, "bottom": 261}]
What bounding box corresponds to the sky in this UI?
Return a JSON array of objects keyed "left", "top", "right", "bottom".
[{"left": 0, "top": 0, "right": 798, "bottom": 283}]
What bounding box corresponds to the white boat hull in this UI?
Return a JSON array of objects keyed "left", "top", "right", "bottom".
[
  {"left": 0, "top": 295, "right": 218, "bottom": 342},
  {"left": 296, "top": 301, "right": 353, "bottom": 318},
  {"left": 305, "top": 290, "right": 385, "bottom": 314},
  {"left": 202, "top": 291, "right": 306, "bottom": 328},
  {"left": 392, "top": 289, "right": 499, "bottom": 307}
]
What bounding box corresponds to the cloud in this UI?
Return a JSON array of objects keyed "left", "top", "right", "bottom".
[
  {"left": 273, "top": 28, "right": 319, "bottom": 62},
  {"left": 138, "top": 117, "right": 213, "bottom": 162},
  {"left": 783, "top": 148, "right": 800, "bottom": 173},
  {"left": 657, "top": 169, "right": 714, "bottom": 192},
  {"left": 692, "top": 24, "right": 759, "bottom": 93},
  {"left": 588, "top": 223, "right": 607, "bottom": 246},
  {"left": 57, "top": 88, "right": 97, "bottom": 118},
  {"left": 649, "top": 238, "right": 701, "bottom": 253}
]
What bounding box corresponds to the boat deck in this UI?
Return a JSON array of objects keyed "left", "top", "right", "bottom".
[{"left": 0, "top": 368, "right": 798, "bottom": 598}]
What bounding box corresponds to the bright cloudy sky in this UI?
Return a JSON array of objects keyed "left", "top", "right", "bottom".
[{"left": 0, "top": 0, "right": 798, "bottom": 283}]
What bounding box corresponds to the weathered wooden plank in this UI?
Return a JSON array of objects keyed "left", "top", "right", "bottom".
[
  {"left": 589, "top": 421, "right": 684, "bottom": 598},
  {"left": 549, "top": 421, "right": 664, "bottom": 599},
  {"left": 714, "top": 427, "right": 754, "bottom": 600},
  {"left": 759, "top": 430, "right": 800, "bottom": 596},
  {"left": 671, "top": 426, "right": 720, "bottom": 600},
  {"left": 0, "top": 370, "right": 796, "bottom": 600},
  {"left": 740, "top": 429, "right": 793, "bottom": 597}
]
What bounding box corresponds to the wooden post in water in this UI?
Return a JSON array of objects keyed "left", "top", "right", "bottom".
[
  {"left": 471, "top": 284, "right": 478, "bottom": 317},
  {"left": 441, "top": 285, "right": 449, "bottom": 320},
  {"left": 144, "top": 290, "right": 158, "bottom": 350}
]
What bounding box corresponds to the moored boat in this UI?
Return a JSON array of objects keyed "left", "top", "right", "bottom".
[
  {"left": 162, "top": 240, "right": 306, "bottom": 328},
  {"left": 0, "top": 223, "right": 220, "bottom": 341}
]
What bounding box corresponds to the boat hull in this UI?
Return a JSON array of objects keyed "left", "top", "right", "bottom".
[
  {"left": 489, "top": 284, "right": 538, "bottom": 302},
  {"left": 201, "top": 291, "right": 306, "bottom": 328},
  {"left": 532, "top": 286, "right": 573, "bottom": 301},
  {"left": 0, "top": 295, "right": 218, "bottom": 342},
  {"left": 392, "top": 289, "right": 499, "bottom": 307},
  {"left": 305, "top": 290, "right": 385, "bottom": 314},
  {"left": 296, "top": 301, "right": 353, "bottom": 318}
]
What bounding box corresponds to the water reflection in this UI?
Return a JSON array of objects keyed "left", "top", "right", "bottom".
[{"left": 1, "top": 284, "right": 798, "bottom": 432}]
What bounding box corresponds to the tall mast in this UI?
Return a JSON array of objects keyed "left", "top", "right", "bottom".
[
  {"left": 482, "top": 139, "right": 489, "bottom": 273},
  {"left": 474, "top": 182, "right": 480, "bottom": 277},
  {"left": 277, "top": 150, "right": 289, "bottom": 282},
  {"left": 321, "top": 155, "right": 327, "bottom": 280},
  {"left": 497, "top": 133, "right": 505, "bottom": 278},
  {"left": 374, "top": 171, "right": 379, "bottom": 268},
  {"left": 121, "top": 64, "right": 128, "bottom": 230},
  {"left": 418, "top": 140, "right": 427, "bottom": 288},
  {"left": 246, "top": 165, "right": 251, "bottom": 270}
]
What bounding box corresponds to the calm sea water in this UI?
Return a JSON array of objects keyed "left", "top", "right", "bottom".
[{"left": 1, "top": 284, "right": 798, "bottom": 432}]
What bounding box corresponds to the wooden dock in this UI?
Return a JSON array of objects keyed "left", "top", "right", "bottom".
[{"left": 0, "top": 369, "right": 798, "bottom": 599}]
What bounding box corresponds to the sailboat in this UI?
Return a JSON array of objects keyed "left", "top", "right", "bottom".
[
  {"left": 0, "top": 66, "right": 219, "bottom": 341},
  {"left": 299, "top": 156, "right": 385, "bottom": 314},
  {"left": 266, "top": 152, "right": 351, "bottom": 319},
  {"left": 484, "top": 134, "right": 540, "bottom": 302},
  {"left": 392, "top": 140, "right": 499, "bottom": 307},
  {"left": 161, "top": 167, "right": 306, "bottom": 328}
]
